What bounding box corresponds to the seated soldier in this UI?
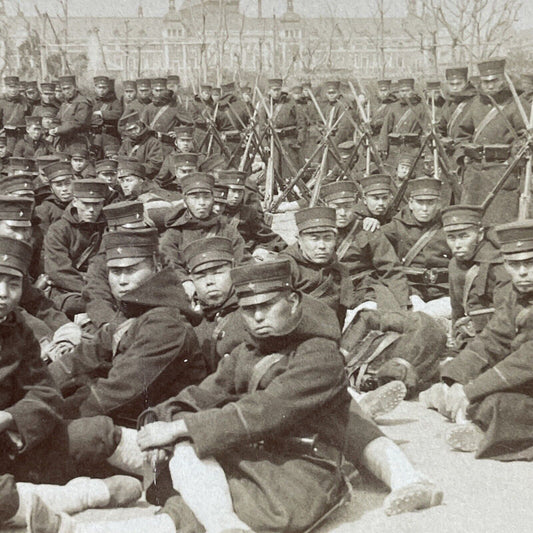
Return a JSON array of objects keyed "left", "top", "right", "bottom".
[
  {"left": 35, "top": 161, "right": 75, "bottom": 235},
  {"left": 118, "top": 111, "right": 164, "bottom": 179},
  {"left": 392, "top": 152, "right": 416, "bottom": 189},
  {"left": 183, "top": 236, "right": 248, "bottom": 373},
  {"left": 0, "top": 196, "right": 80, "bottom": 356},
  {"left": 94, "top": 158, "right": 120, "bottom": 204},
  {"left": 421, "top": 219, "right": 533, "bottom": 460},
  {"left": 352, "top": 174, "right": 395, "bottom": 232},
  {"left": 216, "top": 169, "right": 286, "bottom": 258},
  {"left": 0, "top": 171, "right": 35, "bottom": 200},
  {"left": 154, "top": 151, "right": 200, "bottom": 198},
  {"left": 159, "top": 172, "right": 248, "bottom": 298},
  {"left": 442, "top": 205, "right": 510, "bottom": 351},
  {"left": 319, "top": 185, "right": 410, "bottom": 310},
  {"left": 44, "top": 179, "right": 108, "bottom": 318},
  {"left": 12, "top": 116, "right": 54, "bottom": 158},
  {"left": 382, "top": 177, "right": 452, "bottom": 318},
  {"left": 33, "top": 260, "right": 442, "bottom": 533},
  {"left": 68, "top": 143, "right": 96, "bottom": 179}
]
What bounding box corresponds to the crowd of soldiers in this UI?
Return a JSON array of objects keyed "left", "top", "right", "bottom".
[{"left": 1, "top": 53, "right": 533, "bottom": 532}]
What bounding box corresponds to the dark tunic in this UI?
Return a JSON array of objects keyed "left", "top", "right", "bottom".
[
  {"left": 56, "top": 91, "right": 93, "bottom": 144},
  {"left": 118, "top": 128, "right": 164, "bottom": 179},
  {"left": 12, "top": 135, "right": 55, "bottom": 158}
]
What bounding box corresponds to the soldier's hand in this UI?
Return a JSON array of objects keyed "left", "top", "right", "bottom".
[
  {"left": 362, "top": 217, "right": 380, "bottom": 232},
  {"left": 137, "top": 420, "right": 187, "bottom": 450},
  {"left": 48, "top": 127, "right": 58, "bottom": 136},
  {"left": 143, "top": 448, "right": 169, "bottom": 466},
  {"left": 252, "top": 248, "right": 277, "bottom": 262}
]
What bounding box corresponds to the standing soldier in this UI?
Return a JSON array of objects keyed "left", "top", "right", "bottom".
[
  {"left": 379, "top": 78, "right": 427, "bottom": 172},
  {"left": 117, "top": 111, "right": 164, "bottom": 179},
  {"left": 120, "top": 80, "right": 139, "bottom": 115},
  {"left": 32, "top": 82, "right": 60, "bottom": 118},
  {"left": 25, "top": 80, "right": 41, "bottom": 112},
  {"left": 371, "top": 79, "right": 397, "bottom": 137},
  {"left": 134, "top": 78, "right": 153, "bottom": 111},
  {"left": 0, "top": 75, "right": 30, "bottom": 154},
  {"left": 455, "top": 57, "right": 528, "bottom": 223},
  {"left": 438, "top": 66, "right": 477, "bottom": 163},
  {"left": 91, "top": 76, "right": 123, "bottom": 155},
  {"left": 49, "top": 75, "right": 93, "bottom": 151},
  {"left": 257, "top": 78, "right": 305, "bottom": 181}
]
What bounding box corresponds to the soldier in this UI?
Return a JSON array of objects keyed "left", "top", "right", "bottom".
[
  {"left": 117, "top": 111, "right": 164, "bottom": 179},
  {"left": 438, "top": 66, "right": 477, "bottom": 155},
  {"left": 155, "top": 151, "right": 199, "bottom": 193},
  {"left": 0, "top": 172, "right": 35, "bottom": 199},
  {"left": 382, "top": 177, "right": 452, "bottom": 318},
  {"left": 371, "top": 79, "right": 397, "bottom": 137},
  {"left": 67, "top": 143, "right": 95, "bottom": 179},
  {"left": 159, "top": 172, "right": 247, "bottom": 294},
  {"left": 35, "top": 161, "right": 74, "bottom": 235},
  {"left": 240, "top": 84, "right": 254, "bottom": 116},
  {"left": 167, "top": 74, "right": 186, "bottom": 106},
  {"left": 53, "top": 79, "right": 64, "bottom": 104},
  {"left": 32, "top": 82, "right": 60, "bottom": 118},
  {"left": 421, "top": 219, "right": 533, "bottom": 461},
  {"left": 25, "top": 80, "right": 41, "bottom": 111},
  {"left": 44, "top": 179, "right": 107, "bottom": 318},
  {"left": 442, "top": 205, "right": 510, "bottom": 350},
  {"left": 379, "top": 78, "right": 427, "bottom": 171},
  {"left": 155, "top": 126, "right": 197, "bottom": 187},
  {"left": 141, "top": 78, "right": 192, "bottom": 156},
  {"left": 49, "top": 75, "right": 93, "bottom": 150},
  {"left": 115, "top": 157, "right": 165, "bottom": 202},
  {"left": 91, "top": 75, "right": 122, "bottom": 154},
  {"left": 134, "top": 78, "right": 152, "bottom": 109},
  {"left": 352, "top": 174, "right": 395, "bottom": 230},
  {"left": 182, "top": 236, "right": 245, "bottom": 372},
  {"left": 120, "top": 80, "right": 139, "bottom": 114},
  {"left": 0, "top": 75, "right": 30, "bottom": 154},
  {"left": 12, "top": 116, "right": 54, "bottom": 158},
  {"left": 257, "top": 78, "right": 305, "bottom": 181},
  {"left": 455, "top": 57, "right": 529, "bottom": 223},
  {"left": 393, "top": 152, "right": 416, "bottom": 188}
]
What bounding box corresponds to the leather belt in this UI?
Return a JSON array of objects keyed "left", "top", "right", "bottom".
[
  {"left": 403, "top": 267, "right": 448, "bottom": 285},
  {"left": 463, "top": 143, "right": 511, "bottom": 162},
  {"left": 388, "top": 133, "right": 420, "bottom": 146},
  {"left": 259, "top": 435, "right": 342, "bottom": 465}
]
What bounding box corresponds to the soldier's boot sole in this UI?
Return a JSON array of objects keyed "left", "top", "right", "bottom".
[
  {"left": 27, "top": 494, "right": 75, "bottom": 533},
  {"left": 445, "top": 423, "right": 484, "bottom": 452},
  {"left": 384, "top": 481, "right": 443, "bottom": 516},
  {"left": 357, "top": 380, "right": 407, "bottom": 420}
]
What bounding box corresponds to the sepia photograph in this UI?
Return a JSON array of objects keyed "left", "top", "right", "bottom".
[{"left": 0, "top": 0, "right": 532, "bottom": 532}]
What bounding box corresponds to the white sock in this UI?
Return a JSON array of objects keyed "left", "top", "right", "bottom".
[{"left": 106, "top": 427, "right": 144, "bottom": 476}]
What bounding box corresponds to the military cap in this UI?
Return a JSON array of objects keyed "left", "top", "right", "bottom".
[
  {"left": 174, "top": 125, "right": 194, "bottom": 139},
  {"left": 182, "top": 172, "right": 215, "bottom": 194},
  {"left": 72, "top": 179, "right": 108, "bottom": 201},
  {"left": 167, "top": 75, "right": 180, "bottom": 83},
  {"left": 40, "top": 82, "right": 56, "bottom": 92},
  {"left": 103, "top": 227, "right": 159, "bottom": 268},
  {"left": 137, "top": 78, "right": 151, "bottom": 88},
  {"left": 104, "top": 146, "right": 119, "bottom": 158},
  {"left": 151, "top": 78, "right": 167, "bottom": 88},
  {"left": 0, "top": 236, "right": 33, "bottom": 278},
  {"left": 221, "top": 81, "right": 235, "bottom": 94},
  {"left": 291, "top": 85, "right": 303, "bottom": 95},
  {"left": 118, "top": 111, "right": 142, "bottom": 129},
  {"left": 446, "top": 66, "right": 468, "bottom": 80},
  {"left": 8, "top": 158, "right": 37, "bottom": 175},
  {"left": 0, "top": 196, "right": 34, "bottom": 227},
  {"left": 117, "top": 158, "right": 145, "bottom": 178},
  {"left": 407, "top": 177, "right": 442, "bottom": 199},
  {"left": 494, "top": 220, "right": 533, "bottom": 258},
  {"left": 40, "top": 108, "right": 59, "bottom": 119},
  {"left": 360, "top": 174, "right": 392, "bottom": 194},
  {"left": 213, "top": 184, "right": 227, "bottom": 204},
  {"left": 295, "top": 206, "right": 337, "bottom": 233},
  {"left": 103, "top": 200, "right": 144, "bottom": 228},
  {"left": 58, "top": 75, "right": 76, "bottom": 85},
  {"left": 321, "top": 181, "right": 358, "bottom": 203},
  {"left": 397, "top": 78, "right": 415, "bottom": 89},
  {"left": 25, "top": 116, "right": 42, "bottom": 128},
  {"left": 68, "top": 143, "right": 89, "bottom": 159},
  {"left": 0, "top": 173, "right": 35, "bottom": 196},
  {"left": 26, "top": 81, "right": 38, "bottom": 89},
  {"left": 183, "top": 236, "right": 234, "bottom": 273},
  {"left": 241, "top": 85, "right": 252, "bottom": 94},
  {"left": 211, "top": 87, "right": 221, "bottom": 96},
  {"left": 377, "top": 79, "right": 392, "bottom": 90},
  {"left": 231, "top": 258, "right": 292, "bottom": 306},
  {"left": 93, "top": 75, "right": 111, "bottom": 85},
  {"left": 426, "top": 80, "right": 441, "bottom": 91},
  {"left": 4, "top": 76, "right": 19, "bottom": 87},
  {"left": 173, "top": 152, "right": 199, "bottom": 168},
  {"left": 268, "top": 78, "right": 283, "bottom": 88},
  {"left": 325, "top": 80, "right": 341, "bottom": 91},
  {"left": 44, "top": 161, "right": 73, "bottom": 182},
  {"left": 95, "top": 159, "right": 118, "bottom": 173},
  {"left": 478, "top": 57, "right": 506, "bottom": 77},
  {"left": 200, "top": 84, "right": 212, "bottom": 91},
  {"left": 398, "top": 153, "right": 416, "bottom": 167},
  {"left": 36, "top": 155, "right": 61, "bottom": 169},
  {"left": 441, "top": 205, "right": 483, "bottom": 231},
  {"left": 217, "top": 170, "right": 246, "bottom": 189},
  {"left": 123, "top": 80, "right": 137, "bottom": 89}
]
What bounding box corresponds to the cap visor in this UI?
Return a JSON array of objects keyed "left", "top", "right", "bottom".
[
  {"left": 0, "top": 265, "right": 23, "bottom": 277},
  {"left": 237, "top": 289, "right": 285, "bottom": 307},
  {"left": 106, "top": 256, "right": 149, "bottom": 268},
  {"left": 443, "top": 223, "right": 479, "bottom": 232},
  {"left": 502, "top": 250, "right": 533, "bottom": 261},
  {"left": 5, "top": 220, "right": 32, "bottom": 228},
  {"left": 191, "top": 259, "right": 232, "bottom": 274},
  {"left": 410, "top": 194, "right": 440, "bottom": 200}
]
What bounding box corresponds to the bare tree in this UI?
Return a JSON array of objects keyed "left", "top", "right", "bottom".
[{"left": 363, "top": 0, "right": 394, "bottom": 78}]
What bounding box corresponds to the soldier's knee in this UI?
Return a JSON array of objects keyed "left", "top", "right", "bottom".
[{"left": 67, "top": 415, "right": 118, "bottom": 464}]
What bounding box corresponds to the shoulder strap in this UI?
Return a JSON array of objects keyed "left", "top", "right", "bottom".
[
  {"left": 248, "top": 353, "right": 285, "bottom": 393},
  {"left": 395, "top": 106, "right": 414, "bottom": 132},
  {"left": 74, "top": 232, "right": 102, "bottom": 271},
  {"left": 309, "top": 272, "right": 336, "bottom": 300},
  {"left": 402, "top": 225, "right": 440, "bottom": 267},
  {"left": 228, "top": 214, "right": 240, "bottom": 229},
  {"left": 337, "top": 220, "right": 361, "bottom": 260},
  {"left": 149, "top": 104, "right": 170, "bottom": 129},
  {"left": 461, "top": 264, "right": 480, "bottom": 314},
  {"left": 472, "top": 105, "right": 501, "bottom": 143},
  {"left": 447, "top": 100, "right": 468, "bottom": 136}
]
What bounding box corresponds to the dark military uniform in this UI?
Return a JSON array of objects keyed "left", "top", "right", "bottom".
[
  {"left": 371, "top": 81, "right": 398, "bottom": 137},
  {"left": 35, "top": 194, "right": 70, "bottom": 235},
  {"left": 12, "top": 134, "right": 54, "bottom": 158},
  {"left": 455, "top": 59, "right": 529, "bottom": 223},
  {"left": 0, "top": 76, "right": 30, "bottom": 153},
  {"left": 91, "top": 80, "right": 123, "bottom": 152},
  {"left": 118, "top": 125, "right": 164, "bottom": 179},
  {"left": 55, "top": 80, "right": 93, "bottom": 148}
]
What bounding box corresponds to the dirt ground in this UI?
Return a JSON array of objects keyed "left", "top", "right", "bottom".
[{"left": 4, "top": 400, "right": 533, "bottom": 533}]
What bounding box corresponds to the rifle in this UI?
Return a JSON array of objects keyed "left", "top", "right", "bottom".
[{"left": 310, "top": 106, "right": 336, "bottom": 206}]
